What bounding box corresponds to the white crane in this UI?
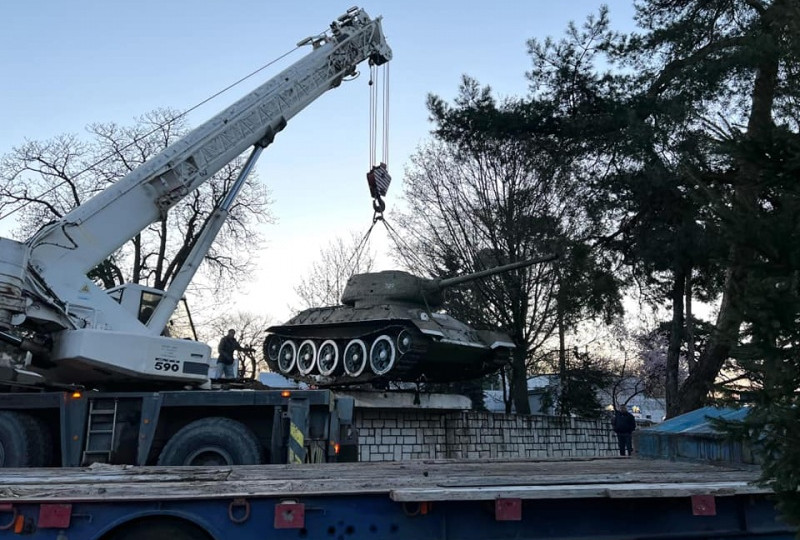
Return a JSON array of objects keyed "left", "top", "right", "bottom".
[{"left": 0, "top": 7, "right": 391, "bottom": 388}]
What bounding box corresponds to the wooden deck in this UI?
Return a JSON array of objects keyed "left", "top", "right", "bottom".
[{"left": 0, "top": 457, "right": 766, "bottom": 503}]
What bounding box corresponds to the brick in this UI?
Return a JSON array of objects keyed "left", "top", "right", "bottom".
[{"left": 354, "top": 409, "right": 618, "bottom": 462}]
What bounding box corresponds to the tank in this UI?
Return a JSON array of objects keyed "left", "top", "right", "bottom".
[{"left": 263, "top": 255, "right": 555, "bottom": 386}]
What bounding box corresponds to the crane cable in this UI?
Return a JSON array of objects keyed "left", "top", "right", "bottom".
[
  {"left": 368, "top": 64, "right": 390, "bottom": 171},
  {"left": 371, "top": 63, "right": 419, "bottom": 269},
  {"left": 348, "top": 63, "right": 398, "bottom": 273},
  {"left": 346, "top": 213, "right": 417, "bottom": 279},
  {"left": 380, "top": 218, "right": 418, "bottom": 270},
  {"left": 366, "top": 63, "right": 391, "bottom": 216},
  {"left": 353, "top": 62, "right": 417, "bottom": 271},
  {"left": 346, "top": 218, "right": 380, "bottom": 275}
]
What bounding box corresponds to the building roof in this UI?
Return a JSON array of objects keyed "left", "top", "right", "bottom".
[{"left": 647, "top": 406, "right": 750, "bottom": 435}]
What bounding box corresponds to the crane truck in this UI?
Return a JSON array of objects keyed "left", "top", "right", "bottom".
[{"left": 0, "top": 7, "right": 391, "bottom": 468}]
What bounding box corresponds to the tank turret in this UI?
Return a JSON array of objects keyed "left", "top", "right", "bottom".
[
  {"left": 264, "top": 254, "right": 556, "bottom": 386},
  {"left": 341, "top": 257, "right": 556, "bottom": 308}
]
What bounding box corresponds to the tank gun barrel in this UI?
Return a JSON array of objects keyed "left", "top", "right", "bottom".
[{"left": 434, "top": 254, "right": 557, "bottom": 290}]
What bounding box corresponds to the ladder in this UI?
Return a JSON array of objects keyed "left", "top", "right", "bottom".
[{"left": 82, "top": 398, "right": 119, "bottom": 464}]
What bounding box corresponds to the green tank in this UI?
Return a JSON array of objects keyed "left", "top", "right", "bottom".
[{"left": 263, "top": 255, "right": 555, "bottom": 386}]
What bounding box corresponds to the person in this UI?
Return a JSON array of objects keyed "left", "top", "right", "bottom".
[
  {"left": 612, "top": 404, "right": 637, "bottom": 456},
  {"left": 216, "top": 329, "right": 248, "bottom": 379}
]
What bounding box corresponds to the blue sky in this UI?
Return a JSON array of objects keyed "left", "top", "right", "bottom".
[{"left": 0, "top": 1, "right": 638, "bottom": 321}]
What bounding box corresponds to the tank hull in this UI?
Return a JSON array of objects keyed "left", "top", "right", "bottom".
[{"left": 264, "top": 305, "right": 513, "bottom": 386}]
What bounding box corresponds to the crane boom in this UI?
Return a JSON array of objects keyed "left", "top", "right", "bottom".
[
  {"left": 0, "top": 7, "right": 391, "bottom": 388},
  {"left": 29, "top": 10, "right": 389, "bottom": 276}
]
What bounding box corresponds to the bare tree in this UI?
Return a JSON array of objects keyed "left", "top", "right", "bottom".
[
  {"left": 396, "top": 138, "right": 564, "bottom": 414},
  {"left": 589, "top": 324, "right": 681, "bottom": 416},
  {"left": 293, "top": 233, "right": 376, "bottom": 309},
  {"left": 0, "top": 108, "right": 274, "bottom": 300}
]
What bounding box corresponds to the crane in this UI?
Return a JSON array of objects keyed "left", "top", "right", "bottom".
[{"left": 0, "top": 7, "right": 392, "bottom": 389}]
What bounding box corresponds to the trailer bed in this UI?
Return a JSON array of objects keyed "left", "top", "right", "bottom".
[
  {"left": 1, "top": 457, "right": 792, "bottom": 540},
  {"left": 0, "top": 456, "right": 765, "bottom": 502}
]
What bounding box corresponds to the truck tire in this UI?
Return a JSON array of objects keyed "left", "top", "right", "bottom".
[
  {"left": 157, "top": 417, "right": 262, "bottom": 466},
  {"left": 106, "top": 519, "right": 211, "bottom": 540},
  {"left": 28, "top": 416, "right": 55, "bottom": 467},
  {"left": 0, "top": 411, "right": 37, "bottom": 467}
]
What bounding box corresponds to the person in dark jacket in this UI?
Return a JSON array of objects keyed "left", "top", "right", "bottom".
[
  {"left": 216, "top": 329, "right": 247, "bottom": 379},
  {"left": 612, "top": 404, "right": 637, "bottom": 456}
]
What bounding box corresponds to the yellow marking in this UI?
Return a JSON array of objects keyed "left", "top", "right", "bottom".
[{"left": 290, "top": 423, "right": 304, "bottom": 447}]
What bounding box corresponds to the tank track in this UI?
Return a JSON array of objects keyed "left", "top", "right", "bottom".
[{"left": 263, "top": 319, "right": 510, "bottom": 387}]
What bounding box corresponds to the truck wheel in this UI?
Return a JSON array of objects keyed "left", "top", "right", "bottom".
[
  {"left": 0, "top": 411, "right": 36, "bottom": 467},
  {"left": 106, "top": 519, "right": 211, "bottom": 540},
  {"left": 28, "top": 416, "right": 55, "bottom": 467},
  {"left": 157, "top": 417, "right": 262, "bottom": 466}
]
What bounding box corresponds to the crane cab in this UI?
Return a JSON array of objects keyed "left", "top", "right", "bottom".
[{"left": 106, "top": 284, "right": 197, "bottom": 339}]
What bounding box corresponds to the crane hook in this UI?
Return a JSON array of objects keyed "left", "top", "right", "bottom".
[{"left": 372, "top": 196, "right": 386, "bottom": 214}]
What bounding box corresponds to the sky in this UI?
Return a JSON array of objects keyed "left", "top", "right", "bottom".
[{"left": 0, "top": 0, "right": 638, "bottom": 324}]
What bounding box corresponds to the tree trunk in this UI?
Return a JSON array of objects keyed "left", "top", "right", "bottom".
[
  {"left": 676, "top": 256, "right": 746, "bottom": 414},
  {"left": 676, "top": 37, "right": 778, "bottom": 415},
  {"left": 685, "top": 271, "right": 696, "bottom": 373},
  {"left": 665, "top": 269, "right": 685, "bottom": 419},
  {"left": 510, "top": 347, "right": 531, "bottom": 414},
  {"left": 557, "top": 306, "right": 567, "bottom": 415},
  {"left": 502, "top": 367, "right": 512, "bottom": 414}
]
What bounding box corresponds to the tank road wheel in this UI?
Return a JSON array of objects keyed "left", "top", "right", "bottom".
[
  {"left": 157, "top": 417, "right": 262, "bottom": 466},
  {"left": 343, "top": 339, "right": 368, "bottom": 377},
  {"left": 277, "top": 340, "right": 297, "bottom": 374},
  {"left": 265, "top": 334, "right": 282, "bottom": 363},
  {"left": 396, "top": 329, "right": 413, "bottom": 354},
  {"left": 317, "top": 340, "right": 340, "bottom": 376},
  {"left": 297, "top": 340, "right": 317, "bottom": 375},
  {"left": 369, "top": 335, "right": 396, "bottom": 376}
]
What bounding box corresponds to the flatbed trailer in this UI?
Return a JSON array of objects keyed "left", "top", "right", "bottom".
[{"left": 0, "top": 457, "right": 794, "bottom": 539}]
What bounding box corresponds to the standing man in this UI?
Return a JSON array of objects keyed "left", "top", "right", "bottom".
[
  {"left": 612, "top": 404, "right": 637, "bottom": 456},
  {"left": 217, "top": 329, "right": 247, "bottom": 379}
]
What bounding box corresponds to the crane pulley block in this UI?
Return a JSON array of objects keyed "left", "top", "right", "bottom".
[
  {"left": 366, "top": 163, "right": 391, "bottom": 199},
  {"left": 367, "top": 163, "right": 391, "bottom": 214}
]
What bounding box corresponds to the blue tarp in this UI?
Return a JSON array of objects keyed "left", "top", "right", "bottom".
[
  {"left": 636, "top": 406, "right": 755, "bottom": 464},
  {"left": 647, "top": 406, "right": 750, "bottom": 434}
]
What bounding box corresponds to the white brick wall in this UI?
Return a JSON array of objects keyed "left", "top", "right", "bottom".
[{"left": 354, "top": 410, "right": 618, "bottom": 462}]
